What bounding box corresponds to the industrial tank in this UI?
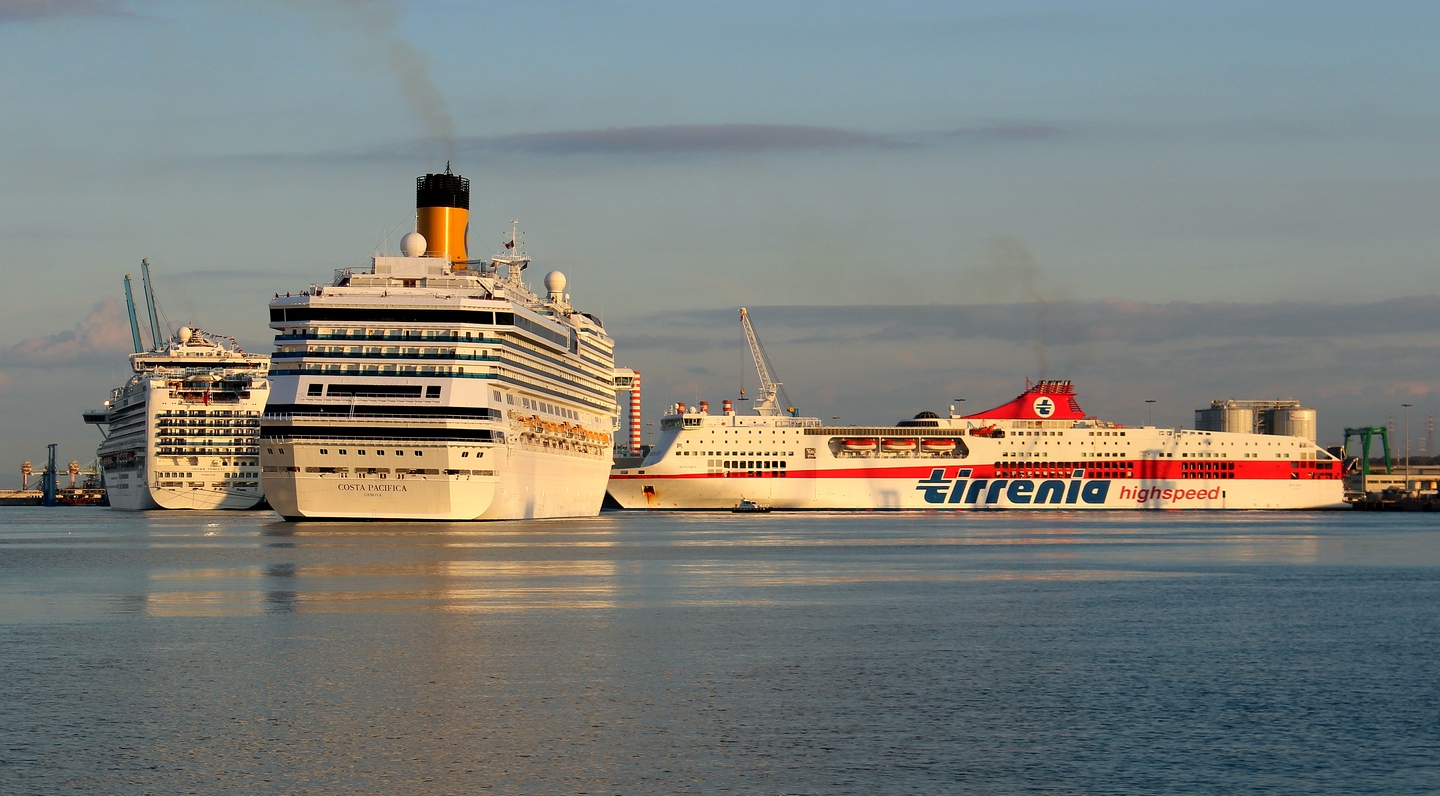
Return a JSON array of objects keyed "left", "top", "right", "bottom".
[
  {"left": 1196, "top": 403, "right": 1254, "bottom": 434},
  {"left": 1269, "top": 408, "right": 1317, "bottom": 444}
]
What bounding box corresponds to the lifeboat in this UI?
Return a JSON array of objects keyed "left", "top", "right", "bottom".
[
  {"left": 881, "top": 438, "right": 917, "bottom": 452},
  {"left": 920, "top": 438, "right": 958, "bottom": 453},
  {"left": 968, "top": 425, "right": 1003, "bottom": 438},
  {"left": 841, "top": 438, "right": 878, "bottom": 452}
]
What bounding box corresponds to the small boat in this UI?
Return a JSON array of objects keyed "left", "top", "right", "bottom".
[
  {"left": 732, "top": 497, "right": 771, "bottom": 513},
  {"left": 841, "top": 438, "right": 878, "bottom": 452},
  {"left": 881, "top": 438, "right": 917, "bottom": 452},
  {"left": 920, "top": 438, "right": 958, "bottom": 453}
]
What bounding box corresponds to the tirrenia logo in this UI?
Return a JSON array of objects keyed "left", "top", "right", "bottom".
[
  {"left": 916, "top": 468, "right": 1109, "bottom": 505},
  {"left": 1033, "top": 396, "right": 1056, "bottom": 417}
]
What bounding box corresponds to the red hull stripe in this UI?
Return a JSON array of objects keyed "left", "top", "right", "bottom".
[{"left": 611, "top": 463, "right": 1342, "bottom": 481}]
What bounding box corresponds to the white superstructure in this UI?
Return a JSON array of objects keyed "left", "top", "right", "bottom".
[
  {"left": 85, "top": 327, "right": 269, "bottom": 510},
  {"left": 260, "top": 170, "right": 620, "bottom": 521}
]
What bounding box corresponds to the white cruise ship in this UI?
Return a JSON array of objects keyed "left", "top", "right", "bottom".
[
  {"left": 260, "top": 170, "right": 620, "bottom": 521},
  {"left": 608, "top": 311, "right": 1346, "bottom": 511},
  {"left": 85, "top": 315, "right": 270, "bottom": 511}
]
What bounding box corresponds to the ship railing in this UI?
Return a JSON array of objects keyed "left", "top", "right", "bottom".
[
  {"left": 270, "top": 351, "right": 499, "bottom": 362},
  {"left": 263, "top": 411, "right": 500, "bottom": 422},
  {"left": 333, "top": 264, "right": 374, "bottom": 285}
]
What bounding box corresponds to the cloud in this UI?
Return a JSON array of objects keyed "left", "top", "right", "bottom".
[
  {"left": 468, "top": 124, "right": 901, "bottom": 156},
  {"left": 623, "top": 297, "right": 1440, "bottom": 350},
  {"left": 0, "top": 0, "right": 131, "bottom": 21},
  {"left": 0, "top": 297, "right": 133, "bottom": 366},
  {"left": 947, "top": 125, "right": 1064, "bottom": 142},
  {"left": 221, "top": 121, "right": 1065, "bottom": 167}
]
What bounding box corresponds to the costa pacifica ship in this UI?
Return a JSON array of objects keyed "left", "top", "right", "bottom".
[{"left": 260, "top": 170, "right": 620, "bottom": 521}]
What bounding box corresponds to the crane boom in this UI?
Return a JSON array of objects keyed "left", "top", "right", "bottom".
[{"left": 739, "top": 307, "right": 783, "bottom": 415}]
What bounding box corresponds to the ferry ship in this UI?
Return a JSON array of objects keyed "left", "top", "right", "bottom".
[
  {"left": 85, "top": 265, "right": 269, "bottom": 510},
  {"left": 260, "top": 169, "right": 619, "bottom": 521},
  {"left": 607, "top": 312, "right": 1346, "bottom": 511}
]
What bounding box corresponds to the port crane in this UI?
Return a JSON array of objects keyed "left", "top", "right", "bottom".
[{"left": 739, "top": 308, "right": 793, "bottom": 416}]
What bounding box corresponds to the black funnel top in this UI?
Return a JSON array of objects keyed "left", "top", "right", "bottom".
[{"left": 417, "top": 172, "right": 470, "bottom": 209}]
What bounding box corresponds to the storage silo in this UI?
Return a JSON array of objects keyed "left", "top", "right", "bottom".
[
  {"left": 1270, "top": 407, "right": 1317, "bottom": 444},
  {"left": 1196, "top": 401, "right": 1254, "bottom": 434}
]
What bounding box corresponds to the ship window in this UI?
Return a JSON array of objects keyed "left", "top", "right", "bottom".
[
  {"left": 395, "top": 450, "right": 404, "bottom": 456},
  {"left": 267, "top": 448, "right": 273, "bottom": 454},
  {"left": 320, "top": 449, "right": 328, "bottom": 455},
  {"left": 377, "top": 450, "right": 385, "bottom": 455},
  {"left": 462, "top": 452, "right": 469, "bottom": 458},
  {"left": 358, "top": 450, "right": 365, "bottom": 455},
  {"left": 307, "top": 384, "right": 323, "bottom": 397},
  {"left": 339, "top": 449, "right": 346, "bottom": 454},
  {"left": 426, "top": 386, "right": 441, "bottom": 398},
  {"left": 414, "top": 451, "right": 422, "bottom": 456}
]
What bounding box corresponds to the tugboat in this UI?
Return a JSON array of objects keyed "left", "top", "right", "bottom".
[{"left": 731, "top": 497, "right": 771, "bottom": 513}]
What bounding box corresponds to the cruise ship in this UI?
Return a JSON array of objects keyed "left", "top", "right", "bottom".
[
  {"left": 260, "top": 170, "right": 619, "bottom": 521},
  {"left": 607, "top": 311, "right": 1346, "bottom": 511},
  {"left": 85, "top": 265, "right": 269, "bottom": 510}
]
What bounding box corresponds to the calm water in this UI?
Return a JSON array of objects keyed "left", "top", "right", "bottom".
[{"left": 1, "top": 508, "right": 1437, "bottom": 795}]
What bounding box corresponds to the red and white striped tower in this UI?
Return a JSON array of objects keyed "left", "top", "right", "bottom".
[{"left": 629, "top": 371, "right": 642, "bottom": 456}]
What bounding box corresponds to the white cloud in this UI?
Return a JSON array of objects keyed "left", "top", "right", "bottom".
[{"left": 0, "top": 297, "right": 133, "bottom": 366}]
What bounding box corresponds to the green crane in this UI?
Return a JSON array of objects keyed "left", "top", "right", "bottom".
[{"left": 1342, "top": 427, "right": 1392, "bottom": 476}]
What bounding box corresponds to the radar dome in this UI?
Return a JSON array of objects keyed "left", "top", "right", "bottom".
[
  {"left": 400, "top": 231, "right": 427, "bottom": 257},
  {"left": 177, "top": 326, "right": 192, "bottom": 341},
  {"left": 544, "top": 270, "right": 567, "bottom": 295}
]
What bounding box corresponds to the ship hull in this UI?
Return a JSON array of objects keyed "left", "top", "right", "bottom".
[
  {"left": 104, "top": 477, "right": 264, "bottom": 511},
  {"left": 263, "top": 441, "right": 611, "bottom": 521},
  {"left": 608, "top": 469, "right": 1346, "bottom": 511}
]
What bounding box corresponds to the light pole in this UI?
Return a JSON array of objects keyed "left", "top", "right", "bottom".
[
  {"left": 1145, "top": 399, "right": 1156, "bottom": 427},
  {"left": 1402, "top": 403, "right": 1412, "bottom": 486}
]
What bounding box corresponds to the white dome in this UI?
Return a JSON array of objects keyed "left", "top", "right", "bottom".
[
  {"left": 177, "top": 326, "right": 192, "bottom": 342},
  {"left": 400, "top": 231, "right": 427, "bottom": 257},
  {"left": 544, "top": 270, "right": 567, "bottom": 295}
]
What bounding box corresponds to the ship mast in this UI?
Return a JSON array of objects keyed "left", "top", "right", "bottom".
[
  {"left": 490, "top": 219, "right": 529, "bottom": 287},
  {"left": 739, "top": 307, "right": 787, "bottom": 416}
]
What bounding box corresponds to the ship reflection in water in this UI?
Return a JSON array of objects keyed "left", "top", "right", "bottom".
[{"left": 3, "top": 508, "right": 1439, "bottom": 794}]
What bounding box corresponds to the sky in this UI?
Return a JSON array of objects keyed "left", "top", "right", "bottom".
[{"left": 1, "top": 0, "right": 1438, "bottom": 485}]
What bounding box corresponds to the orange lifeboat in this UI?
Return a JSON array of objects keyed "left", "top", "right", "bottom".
[
  {"left": 881, "top": 438, "right": 917, "bottom": 452},
  {"left": 921, "top": 438, "right": 958, "bottom": 453},
  {"left": 841, "top": 438, "right": 878, "bottom": 452}
]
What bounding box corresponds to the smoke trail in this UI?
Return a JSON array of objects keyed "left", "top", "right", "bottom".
[
  {"left": 280, "top": 0, "right": 456, "bottom": 159},
  {"left": 976, "top": 237, "right": 1069, "bottom": 378}
]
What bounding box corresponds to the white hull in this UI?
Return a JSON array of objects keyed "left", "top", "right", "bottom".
[
  {"left": 609, "top": 468, "right": 1346, "bottom": 511},
  {"left": 263, "top": 441, "right": 610, "bottom": 521},
  {"left": 105, "top": 478, "right": 265, "bottom": 511}
]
